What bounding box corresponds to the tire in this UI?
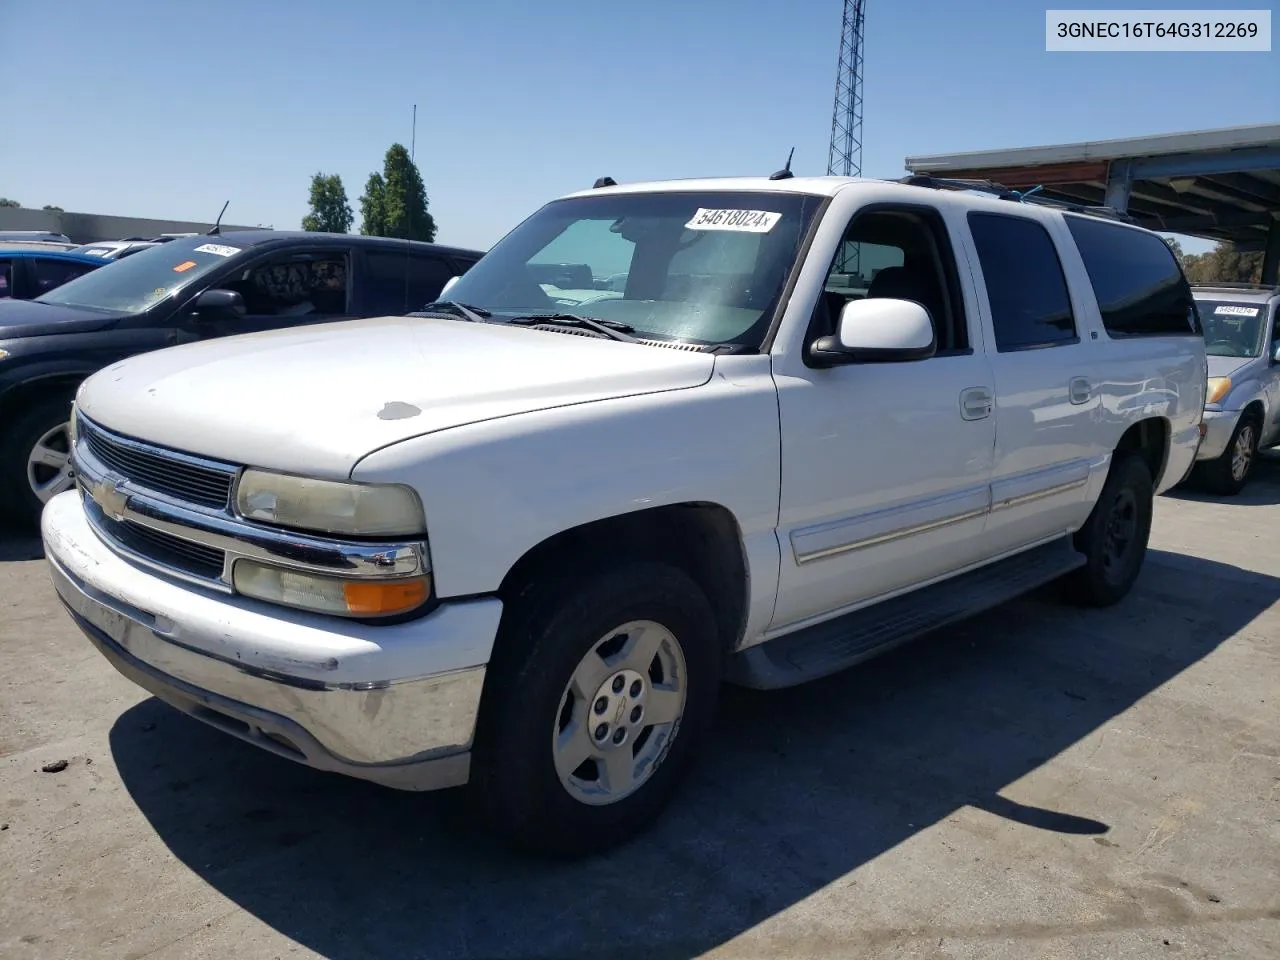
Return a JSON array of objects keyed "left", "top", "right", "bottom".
[
  {"left": 1065, "top": 452, "right": 1153, "bottom": 608},
  {"left": 471, "top": 560, "right": 722, "bottom": 858},
  {"left": 1192, "top": 413, "right": 1259, "bottom": 496},
  {"left": 0, "top": 391, "right": 77, "bottom": 532}
]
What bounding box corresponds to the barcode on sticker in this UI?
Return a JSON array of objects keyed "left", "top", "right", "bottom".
[
  {"left": 1215, "top": 304, "right": 1260, "bottom": 316},
  {"left": 685, "top": 208, "right": 782, "bottom": 233}
]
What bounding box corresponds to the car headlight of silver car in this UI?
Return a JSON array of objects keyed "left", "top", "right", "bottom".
[{"left": 234, "top": 469, "right": 426, "bottom": 537}]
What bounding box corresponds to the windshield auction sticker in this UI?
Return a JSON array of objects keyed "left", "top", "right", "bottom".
[
  {"left": 1215, "top": 305, "right": 1260, "bottom": 316},
  {"left": 172, "top": 260, "right": 197, "bottom": 273},
  {"left": 685, "top": 208, "right": 782, "bottom": 233},
  {"left": 193, "top": 243, "right": 241, "bottom": 257}
]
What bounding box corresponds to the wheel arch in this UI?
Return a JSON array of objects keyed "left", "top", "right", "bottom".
[
  {"left": 1114, "top": 416, "right": 1171, "bottom": 487},
  {"left": 495, "top": 501, "right": 750, "bottom": 661}
]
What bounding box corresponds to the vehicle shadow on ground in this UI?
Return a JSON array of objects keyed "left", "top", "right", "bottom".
[
  {"left": 1165, "top": 448, "right": 1280, "bottom": 507},
  {"left": 104, "top": 546, "right": 1279, "bottom": 959},
  {"left": 0, "top": 525, "right": 43, "bottom": 562}
]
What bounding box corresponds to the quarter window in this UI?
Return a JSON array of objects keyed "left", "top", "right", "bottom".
[
  {"left": 1064, "top": 214, "right": 1199, "bottom": 337},
  {"left": 968, "top": 212, "right": 1077, "bottom": 351}
]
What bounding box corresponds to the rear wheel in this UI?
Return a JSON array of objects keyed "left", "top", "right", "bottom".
[
  {"left": 1065, "top": 452, "right": 1153, "bottom": 608},
  {"left": 1193, "top": 413, "right": 1258, "bottom": 496},
  {"left": 0, "top": 392, "right": 77, "bottom": 531},
  {"left": 471, "top": 561, "right": 722, "bottom": 858}
]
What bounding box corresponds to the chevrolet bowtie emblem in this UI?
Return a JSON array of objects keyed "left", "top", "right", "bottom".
[{"left": 92, "top": 474, "right": 130, "bottom": 521}]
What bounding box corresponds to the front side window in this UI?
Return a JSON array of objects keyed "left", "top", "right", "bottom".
[
  {"left": 442, "top": 190, "right": 823, "bottom": 347},
  {"left": 968, "top": 212, "right": 1077, "bottom": 351},
  {"left": 32, "top": 258, "right": 98, "bottom": 295},
  {"left": 34, "top": 237, "right": 252, "bottom": 313},
  {"left": 1196, "top": 299, "right": 1270, "bottom": 358}
]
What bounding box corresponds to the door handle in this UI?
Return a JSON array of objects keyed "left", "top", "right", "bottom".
[
  {"left": 960, "top": 386, "right": 993, "bottom": 421},
  {"left": 1069, "top": 377, "right": 1092, "bottom": 405}
]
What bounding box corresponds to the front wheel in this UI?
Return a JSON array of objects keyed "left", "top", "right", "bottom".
[
  {"left": 1065, "top": 452, "right": 1153, "bottom": 608},
  {"left": 0, "top": 393, "right": 77, "bottom": 531},
  {"left": 471, "top": 561, "right": 722, "bottom": 858},
  {"left": 1192, "top": 414, "right": 1258, "bottom": 496}
]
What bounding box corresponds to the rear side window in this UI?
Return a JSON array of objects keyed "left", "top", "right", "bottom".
[
  {"left": 0, "top": 260, "right": 11, "bottom": 298},
  {"left": 967, "top": 212, "right": 1077, "bottom": 351},
  {"left": 363, "top": 249, "right": 454, "bottom": 314},
  {"left": 1064, "top": 215, "right": 1199, "bottom": 337}
]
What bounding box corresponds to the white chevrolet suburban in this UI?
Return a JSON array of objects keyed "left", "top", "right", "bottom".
[{"left": 40, "top": 173, "right": 1207, "bottom": 857}]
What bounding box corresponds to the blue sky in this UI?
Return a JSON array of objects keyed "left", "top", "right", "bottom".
[{"left": 2, "top": 0, "right": 1275, "bottom": 254}]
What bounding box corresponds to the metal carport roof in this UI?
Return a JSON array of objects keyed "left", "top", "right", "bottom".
[{"left": 904, "top": 124, "right": 1280, "bottom": 282}]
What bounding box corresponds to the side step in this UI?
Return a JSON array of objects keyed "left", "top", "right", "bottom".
[{"left": 727, "top": 535, "right": 1086, "bottom": 690}]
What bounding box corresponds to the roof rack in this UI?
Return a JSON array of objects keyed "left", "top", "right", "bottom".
[
  {"left": 1189, "top": 281, "right": 1280, "bottom": 293},
  {"left": 898, "top": 174, "right": 1137, "bottom": 224}
]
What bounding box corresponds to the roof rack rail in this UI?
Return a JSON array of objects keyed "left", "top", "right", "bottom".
[
  {"left": 1189, "top": 280, "right": 1280, "bottom": 292},
  {"left": 898, "top": 174, "right": 1137, "bottom": 224}
]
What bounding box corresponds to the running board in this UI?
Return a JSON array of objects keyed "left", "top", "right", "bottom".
[{"left": 727, "top": 535, "right": 1086, "bottom": 690}]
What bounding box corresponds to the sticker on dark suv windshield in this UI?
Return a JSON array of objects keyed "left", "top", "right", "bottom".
[
  {"left": 173, "top": 260, "right": 197, "bottom": 273},
  {"left": 193, "top": 243, "right": 240, "bottom": 257},
  {"left": 1215, "top": 305, "right": 1259, "bottom": 316},
  {"left": 684, "top": 208, "right": 782, "bottom": 233}
]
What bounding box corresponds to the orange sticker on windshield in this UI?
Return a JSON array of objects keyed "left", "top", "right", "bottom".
[{"left": 173, "top": 260, "right": 197, "bottom": 273}]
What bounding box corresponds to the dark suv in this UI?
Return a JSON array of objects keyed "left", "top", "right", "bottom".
[{"left": 0, "top": 230, "right": 484, "bottom": 529}]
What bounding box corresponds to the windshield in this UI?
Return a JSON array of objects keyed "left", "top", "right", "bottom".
[
  {"left": 34, "top": 236, "right": 249, "bottom": 313},
  {"left": 1196, "top": 299, "right": 1271, "bottom": 357},
  {"left": 442, "top": 190, "right": 824, "bottom": 347}
]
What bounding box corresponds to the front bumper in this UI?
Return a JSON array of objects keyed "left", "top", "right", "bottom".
[
  {"left": 42, "top": 490, "right": 504, "bottom": 791},
  {"left": 1195, "top": 409, "right": 1238, "bottom": 462}
]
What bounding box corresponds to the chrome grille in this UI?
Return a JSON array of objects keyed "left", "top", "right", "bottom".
[
  {"left": 84, "top": 496, "right": 226, "bottom": 582},
  {"left": 78, "top": 414, "right": 237, "bottom": 509}
]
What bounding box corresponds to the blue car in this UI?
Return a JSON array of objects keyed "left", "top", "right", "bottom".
[{"left": 0, "top": 249, "right": 106, "bottom": 301}]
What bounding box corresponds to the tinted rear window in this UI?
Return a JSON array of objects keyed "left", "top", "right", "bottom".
[{"left": 1065, "top": 215, "right": 1200, "bottom": 337}]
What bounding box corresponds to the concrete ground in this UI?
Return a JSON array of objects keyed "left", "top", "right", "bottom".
[{"left": 1, "top": 462, "right": 1278, "bottom": 960}]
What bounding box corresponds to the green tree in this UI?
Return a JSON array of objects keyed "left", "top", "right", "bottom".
[
  {"left": 300, "top": 172, "right": 353, "bottom": 234},
  {"left": 359, "top": 172, "right": 387, "bottom": 236},
  {"left": 1181, "top": 243, "right": 1264, "bottom": 284},
  {"left": 42, "top": 204, "right": 64, "bottom": 214},
  {"left": 358, "top": 144, "right": 436, "bottom": 242},
  {"left": 0, "top": 198, "right": 19, "bottom": 208}
]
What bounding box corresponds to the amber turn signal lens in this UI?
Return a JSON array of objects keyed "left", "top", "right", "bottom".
[{"left": 343, "top": 577, "right": 431, "bottom": 616}]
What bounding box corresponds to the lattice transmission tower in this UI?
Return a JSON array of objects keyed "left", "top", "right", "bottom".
[{"left": 827, "top": 0, "right": 866, "bottom": 274}]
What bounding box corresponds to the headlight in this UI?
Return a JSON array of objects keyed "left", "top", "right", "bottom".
[
  {"left": 232, "top": 560, "right": 430, "bottom": 619},
  {"left": 235, "top": 469, "right": 426, "bottom": 537},
  {"left": 1206, "top": 377, "right": 1232, "bottom": 406}
]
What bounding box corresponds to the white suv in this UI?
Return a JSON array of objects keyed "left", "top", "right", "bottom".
[{"left": 41, "top": 173, "right": 1207, "bottom": 857}]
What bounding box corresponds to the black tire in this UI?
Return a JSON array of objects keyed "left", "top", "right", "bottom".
[
  {"left": 1065, "top": 452, "right": 1153, "bottom": 608},
  {"left": 1191, "top": 413, "right": 1259, "bottom": 496},
  {"left": 471, "top": 560, "right": 722, "bottom": 859},
  {"left": 0, "top": 391, "right": 77, "bottom": 532}
]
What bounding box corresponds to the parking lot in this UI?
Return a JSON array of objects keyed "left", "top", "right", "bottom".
[{"left": 1, "top": 462, "right": 1277, "bottom": 960}]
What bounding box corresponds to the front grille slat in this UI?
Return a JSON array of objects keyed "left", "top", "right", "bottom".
[
  {"left": 79, "top": 416, "right": 236, "bottom": 509},
  {"left": 76, "top": 414, "right": 239, "bottom": 583}
]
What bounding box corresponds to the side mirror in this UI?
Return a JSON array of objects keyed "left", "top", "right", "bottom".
[
  {"left": 440, "top": 275, "right": 460, "bottom": 298},
  {"left": 193, "top": 287, "right": 246, "bottom": 321},
  {"left": 810, "top": 297, "right": 936, "bottom": 366}
]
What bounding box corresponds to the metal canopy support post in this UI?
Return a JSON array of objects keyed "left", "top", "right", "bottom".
[
  {"left": 1263, "top": 219, "right": 1280, "bottom": 286},
  {"left": 1104, "top": 160, "right": 1132, "bottom": 213}
]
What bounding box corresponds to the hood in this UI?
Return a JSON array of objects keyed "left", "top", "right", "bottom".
[
  {"left": 77, "top": 315, "right": 716, "bottom": 477},
  {"left": 0, "top": 298, "right": 124, "bottom": 339},
  {"left": 1206, "top": 354, "right": 1257, "bottom": 379}
]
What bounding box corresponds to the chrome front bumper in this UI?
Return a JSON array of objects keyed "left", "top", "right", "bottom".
[{"left": 43, "top": 490, "right": 504, "bottom": 792}]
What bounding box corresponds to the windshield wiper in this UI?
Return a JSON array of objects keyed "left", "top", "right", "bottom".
[
  {"left": 412, "top": 300, "right": 492, "bottom": 322},
  {"left": 507, "top": 313, "right": 637, "bottom": 343}
]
